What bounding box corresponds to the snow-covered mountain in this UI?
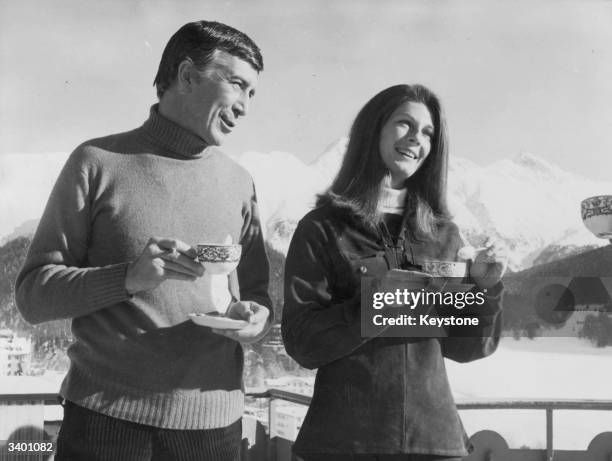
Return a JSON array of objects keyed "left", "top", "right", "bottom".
[
  {"left": 234, "top": 138, "right": 348, "bottom": 254},
  {"left": 1, "top": 142, "right": 609, "bottom": 269},
  {"left": 0, "top": 219, "right": 38, "bottom": 246},
  {"left": 447, "top": 152, "right": 610, "bottom": 268},
  {"left": 238, "top": 140, "right": 610, "bottom": 269},
  {"left": 0, "top": 152, "right": 69, "bottom": 241}
]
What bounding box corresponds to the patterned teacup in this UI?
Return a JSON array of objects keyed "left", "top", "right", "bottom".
[
  {"left": 195, "top": 243, "right": 242, "bottom": 274},
  {"left": 581, "top": 195, "right": 612, "bottom": 239},
  {"left": 422, "top": 260, "right": 468, "bottom": 278}
]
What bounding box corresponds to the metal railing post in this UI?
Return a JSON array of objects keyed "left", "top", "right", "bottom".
[
  {"left": 268, "top": 396, "right": 275, "bottom": 461},
  {"left": 546, "top": 407, "right": 554, "bottom": 461}
]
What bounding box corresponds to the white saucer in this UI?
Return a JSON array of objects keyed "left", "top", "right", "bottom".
[{"left": 189, "top": 313, "right": 249, "bottom": 330}]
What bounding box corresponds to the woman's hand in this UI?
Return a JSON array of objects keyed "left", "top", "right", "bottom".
[{"left": 469, "top": 239, "right": 509, "bottom": 290}]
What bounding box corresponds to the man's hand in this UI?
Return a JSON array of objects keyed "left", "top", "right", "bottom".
[
  {"left": 212, "top": 301, "right": 271, "bottom": 344},
  {"left": 125, "top": 237, "right": 205, "bottom": 294},
  {"left": 469, "top": 239, "right": 509, "bottom": 290}
]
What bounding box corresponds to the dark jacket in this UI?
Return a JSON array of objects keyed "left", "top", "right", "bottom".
[{"left": 281, "top": 201, "right": 503, "bottom": 456}]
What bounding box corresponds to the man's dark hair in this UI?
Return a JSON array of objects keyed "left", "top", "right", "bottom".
[{"left": 153, "top": 20, "right": 264, "bottom": 99}]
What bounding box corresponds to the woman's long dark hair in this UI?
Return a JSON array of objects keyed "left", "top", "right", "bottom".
[{"left": 317, "top": 84, "right": 451, "bottom": 241}]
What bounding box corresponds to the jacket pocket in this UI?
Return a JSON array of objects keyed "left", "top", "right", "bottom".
[
  {"left": 347, "top": 252, "right": 389, "bottom": 278},
  {"left": 334, "top": 253, "right": 389, "bottom": 298}
]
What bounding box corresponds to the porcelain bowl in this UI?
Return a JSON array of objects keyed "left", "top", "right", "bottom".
[{"left": 581, "top": 195, "right": 612, "bottom": 239}]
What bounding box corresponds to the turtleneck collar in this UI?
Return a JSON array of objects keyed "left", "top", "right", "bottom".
[
  {"left": 141, "top": 104, "right": 209, "bottom": 159},
  {"left": 378, "top": 184, "right": 407, "bottom": 215}
]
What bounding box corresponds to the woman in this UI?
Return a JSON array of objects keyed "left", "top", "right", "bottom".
[{"left": 281, "top": 84, "right": 507, "bottom": 460}]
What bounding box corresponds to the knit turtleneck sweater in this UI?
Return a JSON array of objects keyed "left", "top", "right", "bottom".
[
  {"left": 16, "top": 105, "right": 271, "bottom": 429},
  {"left": 377, "top": 185, "right": 407, "bottom": 215}
]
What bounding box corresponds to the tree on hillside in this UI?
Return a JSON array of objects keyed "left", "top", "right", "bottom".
[
  {"left": 0, "top": 237, "right": 72, "bottom": 373},
  {"left": 578, "top": 311, "right": 612, "bottom": 347},
  {"left": 0, "top": 237, "right": 34, "bottom": 332},
  {"left": 264, "top": 241, "right": 286, "bottom": 323}
]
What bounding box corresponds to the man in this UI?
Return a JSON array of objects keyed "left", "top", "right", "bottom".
[{"left": 16, "top": 20, "right": 271, "bottom": 461}]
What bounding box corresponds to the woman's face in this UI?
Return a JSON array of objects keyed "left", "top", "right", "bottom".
[{"left": 379, "top": 101, "right": 434, "bottom": 189}]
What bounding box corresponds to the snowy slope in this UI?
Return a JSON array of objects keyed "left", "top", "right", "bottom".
[
  {"left": 237, "top": 141, "right": 611, "bottom": 268},
  {"left": 447, "top": 152, "right": 611, "bottom": 268},
  {"left": 1, "top": 142, "right": 609, "bottom": 268}
]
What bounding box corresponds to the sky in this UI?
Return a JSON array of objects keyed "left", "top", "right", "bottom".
[{"left": 1, "top": 0, "right": 612, "bottom": 180}]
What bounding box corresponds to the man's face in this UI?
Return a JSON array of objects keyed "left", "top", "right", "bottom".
[{"left": 181, "top": 50, "right": 259, "bottom": 146}]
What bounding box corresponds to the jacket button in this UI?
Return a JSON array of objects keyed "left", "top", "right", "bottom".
[{"left": 359, "top": 266, "right": 368, "bottom": 274}]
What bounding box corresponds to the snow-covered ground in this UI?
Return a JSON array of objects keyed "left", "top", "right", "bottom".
[
  {"left": 447, "top": 337, "right": 612, "bottom": 450},
  {"left": 1, "top": 339, "right": 610, "bottom": 450}
]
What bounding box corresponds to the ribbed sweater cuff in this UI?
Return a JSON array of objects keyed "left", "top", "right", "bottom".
[{"left": 86, "top": 262, "right": 131, "bottom": 311}]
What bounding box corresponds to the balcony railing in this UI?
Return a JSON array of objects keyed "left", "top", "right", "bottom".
[
  {"left": 1, "top": 390, "right": 612, "bottom": 461},
  {"left": 256, "top": 389, "right": 612, "bottom": 461}
]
